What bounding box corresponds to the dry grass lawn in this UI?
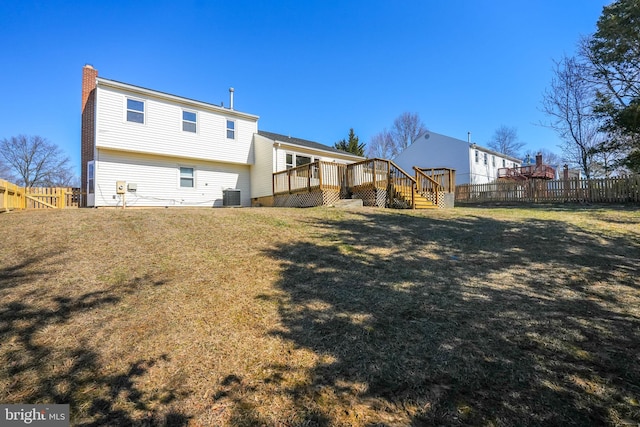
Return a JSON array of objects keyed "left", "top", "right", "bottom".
[{"left": 0, "top": 205, "right": 639, "bottom": 426}]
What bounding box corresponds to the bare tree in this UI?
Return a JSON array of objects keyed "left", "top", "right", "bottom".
[
  {"left": 366, "top": 130, "right": 395, "bottom": 159},
  {"left": 0, "top": 158, "right": 17, "bottom": 182},
  {"left": 390, "top": 112, "right": 427, "bottom": 155},
  {"left": 0, "top": 135, "right": 75, "bottom": 187},
  {"left": 487, "top": 126, "right": 525, "bottom": 158},
  {"left": 540, "top": 56, "right": 605, "bottom": 179}
]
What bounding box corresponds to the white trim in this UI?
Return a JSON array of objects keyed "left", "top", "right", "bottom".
[
  {"left": 273, "top": 140, "right": 363, "bottom": 161},
  {"left": 97, "top": 77, "right": 259, "bottom": 121}
]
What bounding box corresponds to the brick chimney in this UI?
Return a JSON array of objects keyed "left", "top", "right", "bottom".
[
  {"left": 535, "top": 153, "right": 543, "bottom": 167},
  {"left": 81, "top": 65, "right": 98, "bottom": 207}
]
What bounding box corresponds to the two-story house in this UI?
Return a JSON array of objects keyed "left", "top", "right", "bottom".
[
  {"left": 80, "top": 65, "right": 363, "bottom": 207},
  {"left": 393, "top": 131, "right": 521, "bottom": 185}
]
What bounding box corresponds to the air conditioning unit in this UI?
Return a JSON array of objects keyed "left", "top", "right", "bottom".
[{"left": 222, "top": 189, "right": 241, "bottom": 207}]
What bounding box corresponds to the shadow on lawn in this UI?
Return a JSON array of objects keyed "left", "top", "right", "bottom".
[
  {"left": 244, "top": 210, "right": 639, "bottom": 426},
  {"left": 0, "top": 260, "right": 189, "bottom": 426}
]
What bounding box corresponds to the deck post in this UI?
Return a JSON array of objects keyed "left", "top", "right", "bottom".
[{"left": 318, "top": 161, "right": 323, "bottom": 190}]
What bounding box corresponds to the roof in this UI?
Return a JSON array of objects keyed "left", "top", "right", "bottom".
[
  {"left": 258, "top": 130, "right": 364, "bottom": 159},
  {"left": 416, "top": 130, "right": 522, "bottom": 164},
  {"left": 96, "top": 77, "right": 260, "bottom": 121}
]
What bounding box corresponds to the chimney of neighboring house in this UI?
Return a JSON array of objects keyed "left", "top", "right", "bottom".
[
  {"left": 81, "top": 64, "right": 98, "bottom": 207},
  {"left": 229, "top": 87, "right": 234, "bottom": 110},
  {"left": 535, "top": 152, "right": 543, "bottom": 167}
]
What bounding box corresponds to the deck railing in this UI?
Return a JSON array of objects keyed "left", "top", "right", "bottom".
[
  {"left": 273, "top": 161, "right": 348, "bottom": 195},
  {"left": 416, "top": 167, "right": 455, "bottom": 193},
  {"left": 273, "top": 158, "right": 455, "bottom": 208},
  {"left": 414, "top": 167, "right": 445, "bottom": 206}
]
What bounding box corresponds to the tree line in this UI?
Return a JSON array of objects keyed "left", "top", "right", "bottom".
[{"left": 541, "top": 0, "right": 640, "bottom": 177}]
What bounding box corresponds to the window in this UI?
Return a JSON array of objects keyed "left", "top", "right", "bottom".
[
  {"left": 475, "top": 150, "right": 479, "bottom": 163},
  {"left": 492, "top": 155, "right": 496, "bottom": 167},
  {"left": 296, "top": 155, "right": 312, "bottom": 167},
  {"left": 87, "top": 161, "right": 94, "bottom": 194},
  {"left": 484, "top": 153, "right": 488, "bottom": 165},
  {"left": 502, "top": 159, "right": 506, "bottom": 168},
  {"left": 180, "top": 167, "right": 194, "bottom": 188},
  {"left": 182, "top": 111, "right": 197, "bottom": 133},
  {"left": 126, "top": 98, "right": 144, "bottom": 123},
  {"left": 226, "top": 120, "right": 235, "bottom": 139},
  {"left": 286, "top": 153, "right": 293, "bottom": 169}
]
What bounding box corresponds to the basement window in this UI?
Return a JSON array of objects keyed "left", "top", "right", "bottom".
[
  {"left": 126, "top": 98, "right": 145, "bottom": 123},
  {"left": 182, "top": 111, "right": 197, "bottom": 133},
  {"left": 180, "top": 167, "right": 194, "bottom": 188}
]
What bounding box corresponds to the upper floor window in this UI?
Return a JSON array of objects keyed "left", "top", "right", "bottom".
[
  {"left": 492, "top": 155, "right": 496, "bottom": 167},
  {"left": 502, "top": 159, "right": 506, "bottom": 168},
  {"left": 180, "top": 167, "right": 194, "bottom": 188},
  {"left": 484, "top": 153, "right": 488, "bottom": 165},
  {"left": 475, "top": 150, "right": 479, "bottom": 163},
  {"left": 126, "top": 98, "right": 144, "bottom": 123},
  {"left": 182, "top": 111, "right": 197, "bottom": 133},
  {"left": 226, "top": 120, "right": 235, "bottom": 139}
]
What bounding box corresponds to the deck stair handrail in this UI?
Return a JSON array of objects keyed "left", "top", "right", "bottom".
[
  {"left": 414, "top": 167, "right": 444, "bottom": 206},
  {"left": 346, "top": 158, "right": 417, "bottom": 208}
]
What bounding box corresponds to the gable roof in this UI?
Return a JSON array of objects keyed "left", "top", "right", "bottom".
[
  {"left": 415, "top": 131, "right": 522, "bottom": 163},
  {"left": 258, "top": 130, "right": 364, "bottom": 159}
]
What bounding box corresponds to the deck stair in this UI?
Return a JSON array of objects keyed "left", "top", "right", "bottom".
[{"left": 392, "top": 184, "right": 437, "bottom": 209}]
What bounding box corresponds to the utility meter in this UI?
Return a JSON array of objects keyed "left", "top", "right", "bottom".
[{"left": 116, "top": 181, "right": 126, "bottom": 194}]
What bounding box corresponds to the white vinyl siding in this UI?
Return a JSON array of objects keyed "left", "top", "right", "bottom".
[
  {"left": 96, "top": 85, "right": 257, "bottom": 165},
  {"left": 94, "top": 149, "right": 251, "bottom": 207},
  {"left": 250, "top": 134, "right": 276, "bottom": 198}
]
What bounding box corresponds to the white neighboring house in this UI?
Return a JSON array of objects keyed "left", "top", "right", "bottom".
[
  {"left": 393, "top": 131, "right": 522, "bottom": 185},
  {"left": 81, "top": 65, "right": 364, "bottom": 207}
]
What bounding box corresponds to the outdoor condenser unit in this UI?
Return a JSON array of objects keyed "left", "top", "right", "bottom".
[{"left": 222, "top": 189, "right": 241, "bottom": 207}]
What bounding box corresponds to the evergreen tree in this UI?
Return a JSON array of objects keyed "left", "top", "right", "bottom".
[{"left": 334, "top": 128, "right": 365, "bottom": 156}]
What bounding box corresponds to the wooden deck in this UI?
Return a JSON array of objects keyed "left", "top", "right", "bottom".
[{"left": 272, "top": 159, "right": 453, "bottom": 209}]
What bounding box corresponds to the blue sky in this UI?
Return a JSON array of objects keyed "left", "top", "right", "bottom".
[{"left": 0, "top": 1, "right": 609, "bottom": 178}]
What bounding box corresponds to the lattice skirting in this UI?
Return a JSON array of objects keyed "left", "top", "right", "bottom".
[
  {"left": 423, "top": 191, "right": 446, "bottom": 208},
  {"left": 351, "top": 188, "right": 387, "bottom": 207},
  {"left": 274, "top": 190, "right": 342, "bottom": 207}
]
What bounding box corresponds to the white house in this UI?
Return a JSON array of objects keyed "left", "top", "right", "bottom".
[
  {"left": 80, "top": 65, "right": 364, "bottom": 208},
  {"left": 393, "top": 131, "right": 522, "bottom": 185}
]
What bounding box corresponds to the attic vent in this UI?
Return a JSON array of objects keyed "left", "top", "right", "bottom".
[
  {"left": 222, "top": 189, "right": 241, "bottom": 207},
  {"left": 424, "top": 133, "right": 430, "bottom": 140}
]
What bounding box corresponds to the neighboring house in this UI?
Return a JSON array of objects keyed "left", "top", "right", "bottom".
[
  {"left": 393, "top": 131, "right": 521, "bottom": 185},
  {"left": 80, "top": 65, "right": 364, "bottom": 207}
]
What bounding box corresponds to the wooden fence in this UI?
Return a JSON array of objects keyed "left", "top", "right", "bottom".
[
  {"left": 1, "top": 179, "right": 82, "bottom": 211},
  {"left": 456, "top": 175, "right": 640, "bottom": 204}
]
